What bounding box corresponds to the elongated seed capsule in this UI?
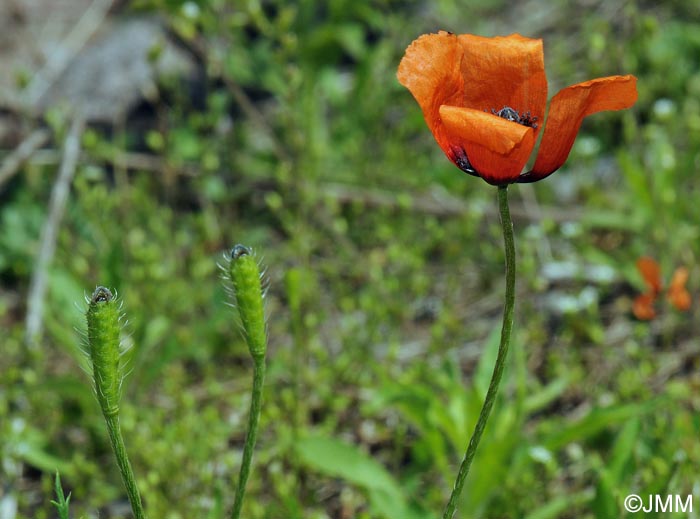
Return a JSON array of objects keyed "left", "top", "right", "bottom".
[
  {"left": 229, "top": 245, "right": 267, "bottom": 359},
  {"left": 86, "top": 286, "right": 121, "bottom": 417}
]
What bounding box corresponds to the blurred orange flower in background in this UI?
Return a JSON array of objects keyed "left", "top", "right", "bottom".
[
  {"left": 397, "top": 31, "right": 638, "bottom": 185},
  {"left": 633, "top": 256, "right": 691, "bottom": 320}
]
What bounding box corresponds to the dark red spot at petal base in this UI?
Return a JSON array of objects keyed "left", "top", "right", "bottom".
[{"left": 453, "top": 148, "right": 478, "bottom": 176}]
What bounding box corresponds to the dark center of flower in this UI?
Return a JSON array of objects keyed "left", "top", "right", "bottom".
[{"left": 490, "top": 106, "right": 538, "bottom": 129}]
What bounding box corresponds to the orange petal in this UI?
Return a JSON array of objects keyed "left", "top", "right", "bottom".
[
  {"left": 636, "top": 256, "right": 663, "bottom": 295},
  {"left": 397, "top": 31, "right": 465, "bottom": 160},
  {"left": 455, "top": 34, "right": 548, "bottom": 122},
  {"left": 667, "top": 267, "right": 691, "bottom": 311},
  {"left": 521, "top": 75, "right": 638, "bottom": 182},
  {"left": 439, "top": 106, "right": 537, "bottom": 184},
  {"left": 633, "top": 293, "right": 656, "bottom": 321},
  {"left": 668, "top": 289, "right": 691, "bottom": 311},
  {"left": 669, "top": 266, "right": 689, "bottom": 289}
]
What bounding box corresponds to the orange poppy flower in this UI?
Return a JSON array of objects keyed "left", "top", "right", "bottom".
[
  {"left": 667, "top": 266, "right": 691, "bottom": 311},
  {"left": 632, "top": 256, "right": 692, "bottom": 320},
  {"left": 397, "top": 31, "right": 638, "bottom": 185}
]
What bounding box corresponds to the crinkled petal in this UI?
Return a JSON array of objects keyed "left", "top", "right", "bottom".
[
  {"left": 456, "top": 34, "right": 547, "bottom": 122},
  {"left": 520, "top": 75, "right": 638, "bottom": 182},
  {"left": 440, "top": 106, "right": 536, "bottom": 184},
  {"left": 397, "top": 31, "right": 467, "bottom": 159}
]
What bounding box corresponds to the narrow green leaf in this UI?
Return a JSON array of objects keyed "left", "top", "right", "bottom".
[
  {"left": 592, "top": 463, "right": 618, "bottom": 519},
  {"left": 608, "top": 418, "right": 640, "bottom": 483},
  {"left": 297, "top": 435, "right": 398, "bottom": 494},
  {"left": 541, "top": 400, "right": 662, "bottom": 451},
  {"left": 296, "top": 435, "right": 424, "bottom": 519},
  {"left": 51, "top": 472, "right": 71, "bottom": 519},
  {"left": 523, "top": 377, "right": 569, "bottom": 414},
  {"left": 524, "top": 490, "right": 592, "bottom": 519}
]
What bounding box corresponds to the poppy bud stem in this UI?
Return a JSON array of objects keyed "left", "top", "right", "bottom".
[
  {"left": 228, "top": 245, "right": 268, "bottom": 519},
  {"left": 86, "top": 287, "right": 146, "bottom": 519},
  {"left": 443, "top": 185, "right": 515, "bottom": 519}
]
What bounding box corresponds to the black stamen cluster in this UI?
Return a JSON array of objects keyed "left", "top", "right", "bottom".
[{"left": 490, "top": 106, "right": 538, "bottom": 129}]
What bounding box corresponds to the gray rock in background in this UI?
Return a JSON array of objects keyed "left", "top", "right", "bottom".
[
  {"left": 37, "top": 17, "right": 196, "bottom": 122},
  {"left": 0, "top": 0, "right": 196, "bottom": 125}
]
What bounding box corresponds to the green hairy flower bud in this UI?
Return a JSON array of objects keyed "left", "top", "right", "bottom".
[
  {"left": 226, "top": 245, "right": 268, "bottom": 519},
  {"left": 86, "top": 286, "right": 122, "bottom": 417},
  {"left": 229, "top": 245, "right": 267, "bottom": 359},
  {"left": 82, "top": 286, "right": 146, "bottom": 519}
]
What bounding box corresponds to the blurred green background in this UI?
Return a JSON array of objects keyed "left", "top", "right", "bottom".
[{"left": 1, "top": 0, "right": 699, "bottom": 518}]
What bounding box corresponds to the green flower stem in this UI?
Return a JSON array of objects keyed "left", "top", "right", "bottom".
[
  {"left": 104, "top": 413, "right": 147, "bottom": 519},
  {"left": 442, "top": 185, "right": 516, "bottom": 519},
  {"left": 231, "top": 355, "right": 266, "bottom": 519}
]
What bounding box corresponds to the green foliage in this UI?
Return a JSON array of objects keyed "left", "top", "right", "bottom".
[
  {"left": 51, "top": 472, "right": 72, "bottom": 519},
  {"left": 2, "top": 1, "right": 699, "bottom": 518}
]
